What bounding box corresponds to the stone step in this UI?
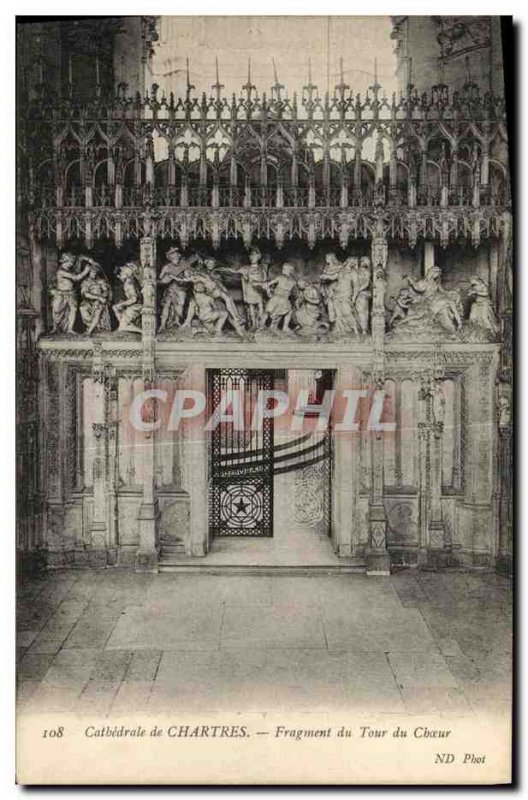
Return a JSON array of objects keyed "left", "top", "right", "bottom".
[
  {"left": 158, "top": 563, "right": 366, "bottom": 575},
  {"left": 160, "top": 543, "right": 186, "bottom": 554}
]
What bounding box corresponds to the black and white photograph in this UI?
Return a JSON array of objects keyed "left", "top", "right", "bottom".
[{"left": 14, "top": 13, "right": 513, "bottom": 784}]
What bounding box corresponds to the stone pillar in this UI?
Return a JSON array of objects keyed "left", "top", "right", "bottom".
[
  {"left": 424, "top": 240, "right": 435, "bottom": 273},
  {"left": 496, "top": 380, "right": 512, "bottom": 574},
  {"left": 186, "top": 363, "right": 208, "bottom": 556},
  {"left": 90, "top": 344, "right": 109, "bottom": 564},
  {"left": 366, "top": 226, "right": 390, "bottom": 575},
  {"left": 427, "top": 381, "right": 449, "bottom": 562},
  {"left": 500, "top": 211, "right": 513, "bottom": 314},
  {"left": 489, "top": 238, "right": 499, "bottom": 310},
  {"left": 136, "top": 233, "right": 159, "bottom": 571},
  {"left": 42, "top": 356, "right": 64, "bottom": 565},
  {"left": 460, "top": 353, "right": 498, "bottom": 567},
  {"left": 332, "top": 365, "right": 356, "bottom": 557},
  {"left": 105, "top": 366, "right": 119, "bottom": 566},
  {"left": 16, "top": 306, "right": 41, "bottom": 569},
  {"left": 417, "top": 378, "right": 431, "bottom": 567}
]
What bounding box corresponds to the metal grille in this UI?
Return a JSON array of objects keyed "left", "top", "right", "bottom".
[
  {"left": 209, "top": 369, "right": 275, "bottom": 537},
  {"left": 322, "top": 425, "right": 333, "bottom": 538}
]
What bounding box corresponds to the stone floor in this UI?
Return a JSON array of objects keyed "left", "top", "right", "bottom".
[
  {"left": 16, "top": 568, "right": 512, "bottom": 719},
  {"left": 186, "top": 533, "right": 342, "bottom": 566}
]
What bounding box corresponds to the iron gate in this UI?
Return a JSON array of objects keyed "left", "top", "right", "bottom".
[{"left": 209, "top": 368, "right": 275, "bottom": 537}]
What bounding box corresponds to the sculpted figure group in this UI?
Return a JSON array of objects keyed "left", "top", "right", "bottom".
[
  {"left": 50, "top": 253, "right": 142, "bottom": 335},
  {"left": 49, "top": 247, "right": 498, "bottom": 341},
  {"left": 389, "top": 266, "right": 498, "bottom": 338},
  {"left": 157, "top": 247, "right": 372, "bottom": 339}
]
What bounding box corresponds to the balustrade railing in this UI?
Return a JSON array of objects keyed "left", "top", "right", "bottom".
[
  {"left": 447, "top": 185, "right": 472, "bottom": 207},
  {"left": 22, "top": 75, "right": 510, "bottom": 219},
  {"left": 152, "top": 186, "right": 181, "bottom": 207},
  {"left": 29, "top": 179, "right": 508, "bottom": 211}
]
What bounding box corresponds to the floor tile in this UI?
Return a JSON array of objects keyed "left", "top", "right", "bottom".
[
  {"left": 151, "top": 648, "right": 404, "bottom": 713},
  {"left": 125, "top": 650, "right": 162, "bottom": 681},
  {"left": 90, "top": 650, "right": 133, "bottom": 681},
  {"left": 24, "top": 684, "right": 82, "bottom": 714},
  {"left": 16, "top": 569, "right": 512, "bottom": 722},
  {"left": 111, "top": 681, "right": 153, "bottom": 714},
  {"left": 105, "top": 606, "right": 224, "bottom": 651},
  {"left": 63, "top": 610, "right": 121, "bottom": 649},
  {"left": 387, "top": 651, "right": 459, "bottom": 689},
  {"left": 220, "top": 604, "right": 326, "bottom": 649},
  {"left": 400, "top": 686, "right": 474, "bottom": 716},
  {"left": 323, "top": 607, "right": 436, "bottom": 652},
  {"left": 18, "top": 652, "right": 56, "bottom": 681},
  {"left": 40, "top": 648, "right": 99, "bottom": 688},
  {"left": 75, "top": 680, "right": 121, "bottom": 715}
]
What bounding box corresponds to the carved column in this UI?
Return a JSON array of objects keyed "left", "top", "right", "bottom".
[
  {"left": 489, "top": 238, "right": 499, "bottom": 310},
  {"left": 417, "top": 377, "right": 431, "bottom": 566},
  {"left": 90, "top": 344, "right": 109, "bottom": 561},
  {"left": 105, "top": 366, "right": 119, "bottom": 565},
  {"left": 41, "top": 356, "right": 65, "bottom": 565},
  {"left": 16, "top": 307, "right": 41, "bottom": 569},
  {"left": 461, "top": 353, "right": 498, "bottom": 566},
  {"left": 333, "top": 365, "right": 356, "bottom": 557},
  {"left": 427, "top": 380, "right": 448, "bottom": 558},
  {"left": 366, "top": 225, "right": 390, "bottom": 575},
  {"left": 424, "top": 241, "right": 435, "bottom": 273},
  {"left": 136, "top": 233, "right": 159, "bottom": 571},
  {"left": 499, "top": 212, "right": 513, "bottom": 372},
  {"left": 496, "top": 380, "right": 512, "bottom": 574},
  {"left": 186, "top": 363, "right": 208, "bottom": 556},
  {"left": 496, "top": 210, "right": 512, "bottom": 573}
]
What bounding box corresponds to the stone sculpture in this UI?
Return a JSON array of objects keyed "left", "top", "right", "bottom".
[
  {"left": 468, "top": 275, "right": 498, "bottom": 336},
  {"left": 79, "top": 260, "right": 112, "bottom": 334},
  {"left": 113, "top": 262, "right": 143, "bottom": 334},
  {"left": 258, "top": 262, "right": 297, "bottom": 331},
  {"left": 295, "top": 281, "right": 329, "bottom": 334},
  {"left": 182, "top": 257, "right": 245, "bottom": 336},
  {"left": 158, "top": 247, "right": 198, "bottom": 331},
  {"left": 188, "top": 283, "right": 229, "bottom": 334},
  {"left": 50, "top": 253, "right": 91, "bottom": 333},
  {"left": 320, "top": 253, "right": 359, "bottom": 336},
  {"left": 354, "top": 256, "right": 372, "bottom": 335},
  {"left": 237, "top": 247, "right": 268, "bottom": 329},
  {"left": 390, "top": 266, "right": 463, "bottom": 335}
]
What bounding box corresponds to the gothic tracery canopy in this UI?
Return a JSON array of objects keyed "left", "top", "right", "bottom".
[{"left": 22, "top": 64, "right": 510, "bottom": 249}]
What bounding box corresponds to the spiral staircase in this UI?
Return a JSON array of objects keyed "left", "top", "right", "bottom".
[{"left": 158, "top": 427, "right": 364, "bottom": 572}]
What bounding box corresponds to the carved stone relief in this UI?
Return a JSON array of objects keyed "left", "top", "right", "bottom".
[
  {"left": 158, "top": 248, "right": 373, "bottom": 342},
  {"left": 384, "top": 499, "right": 419, "bottom": 546},
  {"left": 387, "top": 265, "right": 498, "bottom": 342}
]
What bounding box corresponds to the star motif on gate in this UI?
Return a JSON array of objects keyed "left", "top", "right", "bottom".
[{"left": 233, "top": 498, "right": 249, "bottom": 514}]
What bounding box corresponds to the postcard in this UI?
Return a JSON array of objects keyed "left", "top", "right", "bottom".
[{"left": 16, "top": 14, "right": 513, "bottom": 785}]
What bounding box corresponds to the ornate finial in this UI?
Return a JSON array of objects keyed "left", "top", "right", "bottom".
[
  {"left": 406, "top": 56, "right": 413, "bottom": 94},
  {"left": 242, "top": 57, "right": 256, "bottom": 102},
  {"left": 334, "top": 56, "right": 349, "bottom": 102},
  {"left": 303, "top": 56, "right": 318, "bottom": 106},
  {"left": 212, "top": 56, "right": 224, "bottom": 103},
  {"left": 369, "top": 57, "right": 381, "bottom": 98},
  {"left": 271, "top": 57, "right": 284, "bottom": 101},
  {"left": 185, "top": 57, "right": 195, "bottom": 102}
]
